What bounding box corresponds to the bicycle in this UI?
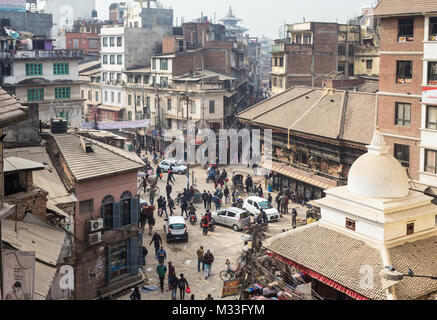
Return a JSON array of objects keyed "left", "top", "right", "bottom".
[{"left": 219, "top": 259, "right": 241, "bottom": 281}]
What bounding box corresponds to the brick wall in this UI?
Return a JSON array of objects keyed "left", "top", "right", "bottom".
[
  {"left": 203, "top": 48, "right": 231, "bottom": 75},
  {"left": 172, "top": 51, "right": 204, "bottom": 76},
  {"left": 162, "top": 36, "right": 177, "bottom": 54},
  {"left": 66, "top": 32, "right": 100, "bottom": 55},
  {"left": 5, "top": 186, "right": 48, "bottom": 222},
  {"left": 380, "top": 16, "right": 424, "bottom": 53}
]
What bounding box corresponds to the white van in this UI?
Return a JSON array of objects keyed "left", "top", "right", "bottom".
[{"left": 243, "top": 196, "right": 279, "bottom": 222}]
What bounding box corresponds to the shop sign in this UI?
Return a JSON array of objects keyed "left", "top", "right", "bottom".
[
  {"left": 1, "top": 250, "right": 35, "bottom": 300},
  {"left": 423, "top": 86, "right": 437, "bottom": 105},
  {"left": 221, "top": 279, "right": 241, "bottom": 298}
]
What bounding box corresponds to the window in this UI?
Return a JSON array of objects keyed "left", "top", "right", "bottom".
[
  {"left": 406, "top": 222, "right": 415, "bottom": 235},
  {"left": 144, "top": 75, "right": 149, "bottom": 84},
  {"left": 426, "top": 106, "right": 437, "bottom": 130},
  {"left": 338, "top": 63, "right": 345, "bottom": 73},
  {"left": 120, "top": 191, "right": 132, "bottom": 226},
  {"left": 25, "top": 63, "right": 42, "bottom": 76},
  {"left": 110, "top": 37, "right": 115, "bottom": 47},
  {"left": 110, "top": 55, "right": 115, "bottom": 65},
  {"left": 128, "top": 95, "right": 132, "bottom": 106},
  {"left": 53, "top": 63, "right": 69, "bottom": 75},
  {"left": 27, "top": 88, "right": 44, "bottom": 101},
  {"left": 338, "top": 44, "right": 346, "bottom": 56},
  {"left": 279, "top": 78, "right": 283, "bottom": 88},
  {"left": 88, "top": 91, "right": 92, "bottom": 100},
  {"left": 111, "top": 91, "right": 114, "bottom": 103},
  {"left": 95, "top": 91, "right": 99, "bottom": 102},
  {"left": 102, "top": 195, "right": 114, "bottom": 230},
  {"left": 303, "top": 34, "right": 312, "bottom": 44},
  {"left": 118, "top": 92, "right": 121, "bottom": 104},
  {"left": 160, "top": 77, "right": 168, "bottom": 87},
  {"left": 160, "top": 59, "right": 168, "bottom": 70},
  {"left": 425, "top": 149, "right": 437, "bottom": 174},
  {"left": 190, "top": 101, "right": 196, "bottom": 114},
  {"left": 395, "top": 102, "right": 411, "bottom": 126},
  {"left": 348, "top": 45, "right": 354, "bottom": 56},
  {"left": 167, "top": 119, "right": 172, "bottom": 128},
  {"left": 346, "top": 218, "right": 356, "bottom": 231},
  {"left": 167, "top": 98, "right": 172, "bottom": 110},
  {"left": 89, "top": 39, "right": 99, "bottom": 48},
  {"left": 428, "top": 62, "right": 437, "bottom": 85},
  {"left": 430, "top": 17, "right": 437, "bottom": 40},
  {"left": 279, "top": 57, "right": 284, "bottom": 67},
  {"left": 137, "top": 96, "right": 142, "bottom": 107},
  {"left": 152, "top": 76, "right": 156, "bottom": 86},
  {"left": 79, "top": 199, "right": 93, "bottom": 214},
  {"left": 227, "top": 212, "right": 236, "bottom": 218},
  {"left": 104, "top": 91, "right": 108, "bottom": 102},
  {"left": 103, "top": 55, "right": 108, "bottom": 64},
  {"left": 102, "top": 72, "right": 107, "bottom": 82},
  {"left": 109, "top": 73, "right": 114, "bottom": 81},
  {"left": 103, "top": 37, "right": 108, "bottom": 47},
  {"left": 398, "top": 18, "right": 414, "bottom": 41},
  {"left": 396, "top": 61, "right": 413, "bottom": 84},
  {"left": 273, "top": 77, "right": 277, "bottom": 87},
  {"left": 146, "top": 97, "right": 151, "bottom": 108},
  {"left": 366, "top": 59, "right": 373, "bottom": 69},
  {"left": 73, "top": 39, "right": 79, "bottom": 48},
  {"left": 117, "top": 37, "right": 122, "bottom": 47},
  {"left": 394, "top": 144, "right": 410, "bottom": 168},
  {"left": 152, "top": 59, "right": 156, "bottom": 70},
  {"left": 209, "top": 100, "right": 215, "bottom": 114},
  {"left": 117, "top": 73, "right": 122, "bottom": 83},
  {"left": 108, "top": 241, "right": 128, "bottom": 280},
  {"left": 117, "top": 55, "right": 123, "bottom": 65},
  {"left": 55, "top": 87, "right": 71, "bottom": 99}
]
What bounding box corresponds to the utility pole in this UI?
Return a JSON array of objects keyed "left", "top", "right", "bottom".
[
  {"left": 155, "top": 86, "right": 163, "bottom": 153},
  {"left": 179, "top": 85, "right": 194, "bottom": 189}
]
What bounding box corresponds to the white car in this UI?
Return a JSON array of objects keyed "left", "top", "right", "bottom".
[
  {"left": 164, "top": 216, "right": 188, "bottom": 243},
  {"left": 158, "top": 160, "right": 187, "bottom": 175},
  {"left": 243, "top": 196, "right": 280, "bottom": 222}
]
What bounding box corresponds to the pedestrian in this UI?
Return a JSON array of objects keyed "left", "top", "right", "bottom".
[
  {"left": 202, "top": 190, "right": 208, "bottom": 209},
  {"left": 140, "top": 206, "right": 148, "bottom": 232},
  {"left": 169, "top": 273, "right": 178, "bottom": 300},
  {"left": 177, "top": 273, "right": 189, "bottom": 300},
  {"left": 203, "top": 250, "right": 214, "bottom": 279},
  {"left": 149, "top": 188, "right": 157, "bottom": 206},
  {"left": 197, "top": 246, "right": 205, "bottom": 272},
  {"left": 213, "top": 195, "right": 220, "bottom": 210},
  {"left": 161, "top": 197, "right": 168, "bottom": 218},
  {"left": 284, "top": 195, "right": 289, "bottom": 214},
  {"left": 149, "top": 232, "right": 162, "bottom": 256},
  {"left": 156, "top": 166, "right": 162, "bottom": 180},
  {"left": 214, "top": 175, "right": 219, "bottom": 189},
  {"left": 181, "top": 198, "right": 189, "bottom": 218},
  {"left": 207, "top": 191, "right": 213, "bottom": 210},
  {"left": 201, "top": 214, "right": 210, "bottom": 236},
  {"left": 261, "top": 209, "right": 269, "bottom": 225},
  {"left": 267, "top": 193, "right": 273, "bottom": 204},
  {"left": 167, "top": 168, "right": 175, "bottom": 185},
  {"left": 140, "top": 246, "right": 148, "bottom": 273},
  {"left": 279, "top": 193, "right": 286, "bottom": 215},
  {"left": 166, "top": 183, "right": 172, "bottom": 200},
  {"left": 224, "top": 186, "right": 230, "bottom": 204},
  {"left": 156, "top": 262, "right": 167, "bottom": 292},
  {"left": 191, "top": 294, "right": 195, "bottom": 300},
  {"left": 292, "top": 208, "right": 297, "bottom": 229},
  {"left": 130, "top": 287, "right": 141, "bottom": 300},
  {"left": 147, "top": 212, "right": 155, "bottom": 236},
  {"left": 168, "top": 261, "right": 176, "bottom": 292},
  {"left": 157, "top": 246, "right": 167, "bottom": 264},
  {"left": 257, "top": 185, "right": 264, "bottom": 198},
  {"left": 275, "top": 193, "right": 281, "bottom": 211},
  {"left": 168, "top": 197, "right": 175, "bottom": 216},
  {"left": 206, "top": 294, "right": 214, "bottom": 300}
]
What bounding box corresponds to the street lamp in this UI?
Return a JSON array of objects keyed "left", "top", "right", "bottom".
[{"left": 380, "top": 266, "right": 437, "bottom": 290}]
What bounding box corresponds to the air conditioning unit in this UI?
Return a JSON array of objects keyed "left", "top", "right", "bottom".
[
  {"left": 89, "top": 218, "right": 104, "bottom": 232},
  {"left": 88, "top": 232, "right": 102, "bottom": 246}
]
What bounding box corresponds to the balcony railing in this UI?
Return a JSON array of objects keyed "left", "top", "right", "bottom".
[{"left": 10, "top": 50, "right": 83, "bottom": 60}]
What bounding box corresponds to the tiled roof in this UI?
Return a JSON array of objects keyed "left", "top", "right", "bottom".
[
  {"left": 389, "top": 236, "right": 437, "bottom": 300},
  {"left": 52, "top": 134, "right": 145, "bottom": 182},
  {"left": 264, "top": 223, "right": 387, "bottom": 300},
  {"left": 372, "top": 0, "right": 437, "bottom": 16},
  {"left": 238, "top": 86, "right": 376, "bottom": 145},
  {"left": 0, "top": 87, "right": 28, "bottom": 127}
]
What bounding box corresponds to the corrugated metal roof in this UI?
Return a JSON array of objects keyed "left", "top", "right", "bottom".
[
  {"left": 3, "top": 147, "right": 77, "bottom": 204},
  {"left": 4, "top": 157, "right": 45, "bottom": 173},
  {"left": 1, "top": 218, "right": 66, "bottom": 266},
  {"left": 0, "top": 88, "right": 28, "bottom": 127},
  {"left": 52, "top": 134, "right": 145, "bottom": 182},
  {"left": 372, "top": 0, "right": 437, "bottom": 16}
]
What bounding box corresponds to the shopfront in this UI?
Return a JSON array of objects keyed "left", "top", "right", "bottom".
[{"left": 271, "top": 172, "right": 325, "bottom": 201}]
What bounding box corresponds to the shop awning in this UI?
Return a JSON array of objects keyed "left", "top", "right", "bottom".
[
  {"left": 97, "top": 105, "right": 124, "bottom": 112},
  {"left": 263, "top": 162, "right": 335, "bottom": 190}
]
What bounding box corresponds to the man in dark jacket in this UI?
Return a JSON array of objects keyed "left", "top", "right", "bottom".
[
  {"left": 202, "top": 190, "right": 208, "bottom": 209},
  {"left": 224, "top": 186, "right": 230, "bottom": 204},
  {"left": 167, "top": 168, "right": 175, "bottom": 185},
  {"left": 166, "top": 183, "right": 172, "bottom": 199},
  {"left": 149, "top": 232, "right": 162, "bottom": 256},
  {"left": 168, "top": 197, "right": 175, "bottom": 216},
  {"left": 181, "top": 198, "right": 189, "bottom": 218},
  {"left": 203, "top": 250, "right": 214, "bottom": 279},
  {"left": 292, "top": 208, "right": 298, "bottom": 229},
  {"left": 207, "top": 191, "right": 213, "bottom": 210},
  {"left": 177, "top": 273, "right": 189, "bottom": 300}
]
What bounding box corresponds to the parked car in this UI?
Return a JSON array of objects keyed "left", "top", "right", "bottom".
[
  {"left": 158, "top": 159, "right": 187, "bottom": 175},
  {"left": 243, "top": 196, "right": 279, "bottom": 222},
  {"left": 164, "top": 216, "right": 188, "bottom": 243},
  {"left": 211, "top": 207, "right": 251, "bottom": 231}
]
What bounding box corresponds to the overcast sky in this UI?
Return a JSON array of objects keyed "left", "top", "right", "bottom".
[{"left": 96, "top": 0, "right": 376, "bottom": 39}]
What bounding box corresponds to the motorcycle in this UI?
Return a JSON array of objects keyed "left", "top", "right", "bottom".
[
  {"left": 189, "top": 213, "right": 197, "bottom": 225},
  {"left": 200, "top": 218, "right": 215, "bottom": 232},
  {"left": 174, "top": 193, "right": 183, "bottom": 206}
]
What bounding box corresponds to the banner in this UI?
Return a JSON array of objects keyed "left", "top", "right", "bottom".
[
  {"left": 81, "top": 119, "right": 151, "bottom": 130},
  {"left": 423, "top": 86, "right": 437, "bottom": 105},
  {"left": 221, "top": 279, "right": 241, "bottom": 298},
  {"left": 2, "top": 250, "right": 35, "bottom": 300}
]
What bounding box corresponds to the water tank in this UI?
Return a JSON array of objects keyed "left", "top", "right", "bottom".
[{"left": 51, "top": 119, "right": 68, "bottom": 134}]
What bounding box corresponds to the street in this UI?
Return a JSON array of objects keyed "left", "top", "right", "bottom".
[{"left": 118, "top": 160, "right": 309, "bottom": 301}]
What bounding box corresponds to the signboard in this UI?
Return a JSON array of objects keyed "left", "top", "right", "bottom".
[
  {"left": 0, "top": 0, "right": 26, "bottom": 12},
  {"left": 2, "top": 250, "right": 35, "bottom": 300},
  {"left": 221, "top": 279, "right": 241, "bottom": 298},
  {"left": 423, "top": 86, "right": 437, "bottom": 105}
]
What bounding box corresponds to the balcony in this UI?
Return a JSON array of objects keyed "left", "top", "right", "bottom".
[
  {"left": 10, "top": 50, "right": 83, "bottom": 60},
  {"left": 272, "top": 43, "right": 285, "bottom": 53}
]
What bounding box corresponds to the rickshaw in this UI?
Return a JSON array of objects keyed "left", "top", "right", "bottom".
[
  {"left": 231, "top": 172, "right": 245, "bottom": 194},
  {"left": 137, "top": 172, "right": 160, "bottom": 196}
]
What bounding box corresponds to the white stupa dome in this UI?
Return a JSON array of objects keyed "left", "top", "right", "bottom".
[{"left": 347, "top": 130, "right": 409, "bottom": 199}]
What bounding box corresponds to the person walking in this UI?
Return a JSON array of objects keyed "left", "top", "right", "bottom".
[
  {"left": 292, "top": 208, "right": 298, "bottom": 229},
  {"left": 166, "top": 183, "right": 172, "bottom": 200},
  {"left": 202, "top": 190, "right": 208, "bottom": 209},
  {"left": 168, "top": 197, "right": 175, "bottom": 216},
  {"left": 177, "top": 274, "right": 189, "bottom": 300},
  {"left": 207, "top": 191, "right": 213, "bottom": 210},
  {"left": 167, "top": 168, "right": 175, "bottom": 185},
  {"left": 284, "top": 195, "right": 289, "bottom": 215},
  {"left": 147, "top": 213, "right": 155, "bottom": 236},
  {"left": 156, "top": 262, "right": 167, "bottom": 292},
  {"left": 201, "top": 214, "right": 210, "bottom": 236},
  {"left": 168, "top": 261, "right": 176, "bottom": 292},
  {"left": 169, "top": 273, "right": 178, "bottom": 300},
  {"left": 140, "top": 206, "right": 148, "bottom": 232},
  {"left": 140, "top": 246, "right": 148, "bottom": 273},
  {"left": 130, "top": 287, "right": 141, "bottom": 300},
  {"left": 156, "top": 166, "right": 162, "bottom": 181},
  {"left": 275, "top": 193, "right": 281, "bottom": 211},
  {"left": 197, "top": 246, "right": 205, "bottom": 272},
  {"left": 181, "top": 198, "right": 189, "bottom": 219},
  {"left": 279, "top": 193, "right": 286, "bottom": 215},
  {"left": 203, "top": 250, "right": 214, "bottom": 279},
  {"left": 149, "top": 232, "right": 162, "bottom": 256},
  {"left": 149, "top": 188, "right": 157, "bottom": 206},
  {"left": 267, "top": 193, "right": 273, "bottom": 204},
  {"left": 156, "top": 246, "right": 167, "bottom": 264},
  {"left": 161, "top": 197, "right": 168, "bottom": 218},
  {"left": 206, "top": 294, "right": 214, "bottom": 300},
  {"left": 224, "top": 186, "right": 230, "bottom": 205}
]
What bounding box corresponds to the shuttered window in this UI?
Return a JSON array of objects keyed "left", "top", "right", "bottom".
[
  {"left": 53, "top": 63, "right": 69, "bottom": 75},
  {"left": 55, "top": 87, "right": 71, "bottom": 99},
  {"left": 26, "top": 63, "right": 42, "bottom": 76},
  {"left": 27, "top": 88, "right": 44, "bottom": 101}
]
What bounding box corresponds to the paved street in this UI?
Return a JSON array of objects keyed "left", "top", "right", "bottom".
[{"left": 118, "top": 160, "right": 309, "bottom": 301}]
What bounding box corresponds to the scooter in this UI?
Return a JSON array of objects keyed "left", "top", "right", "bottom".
[
  {"left": 199, "top": 219, "right": 215, "bottom": 232},
  {"left": 189, "top": 213, "right": 197, "bottom": 225}
]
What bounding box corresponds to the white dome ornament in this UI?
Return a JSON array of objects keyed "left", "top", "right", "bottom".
[{"left": 347, "top": 129, "right": 410, "bottom": 199}]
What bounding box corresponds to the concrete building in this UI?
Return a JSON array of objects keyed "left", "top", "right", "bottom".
[
  {"left": 0, "top": 10, "right": 52, "bottom": 38},
  {"left": 109, "top": 2, "right": 128, "bottom": 24},
  {"left": 79, "top": 59, "right": 101, "bottom": 122},
  {"left": 373, "top": 0, "right": 437, "bottom": 201},
  {"left": 265, "top": 130, "right": 437, "bottom": 300},
  {"left": 1, "top": 37, "right": 84, "bottom": 147},
  {"left": 45, "top": 133, "right": 145, "bottom": 300}
]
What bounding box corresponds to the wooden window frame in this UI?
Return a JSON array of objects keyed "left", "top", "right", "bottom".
[{"left": 346, "top": 218, "right": 356, "bottom": 231}]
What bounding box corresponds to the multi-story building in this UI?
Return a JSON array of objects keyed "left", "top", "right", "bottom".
[
  {"left": 66, "top": 20, "right": 111, "bottom": 56},
  {"left": 373, "top": 0, "right": 437, "bottom": 202},
  {"left": 109, "top": 2, "right": 128, "bottom": 24},
  {"left": 79, "top": 60, "right": 101, "bottom": 122},
  {"left": 1, "top": 37, "right": 84, "bottom": 147}
]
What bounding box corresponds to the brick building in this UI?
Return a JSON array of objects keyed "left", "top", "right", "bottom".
[
  {"left": 65, "top": 20, "right": 111, "bottom": 56},
  {"left": 373, "top": 0, "right": 437, "bottom": 200}
]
